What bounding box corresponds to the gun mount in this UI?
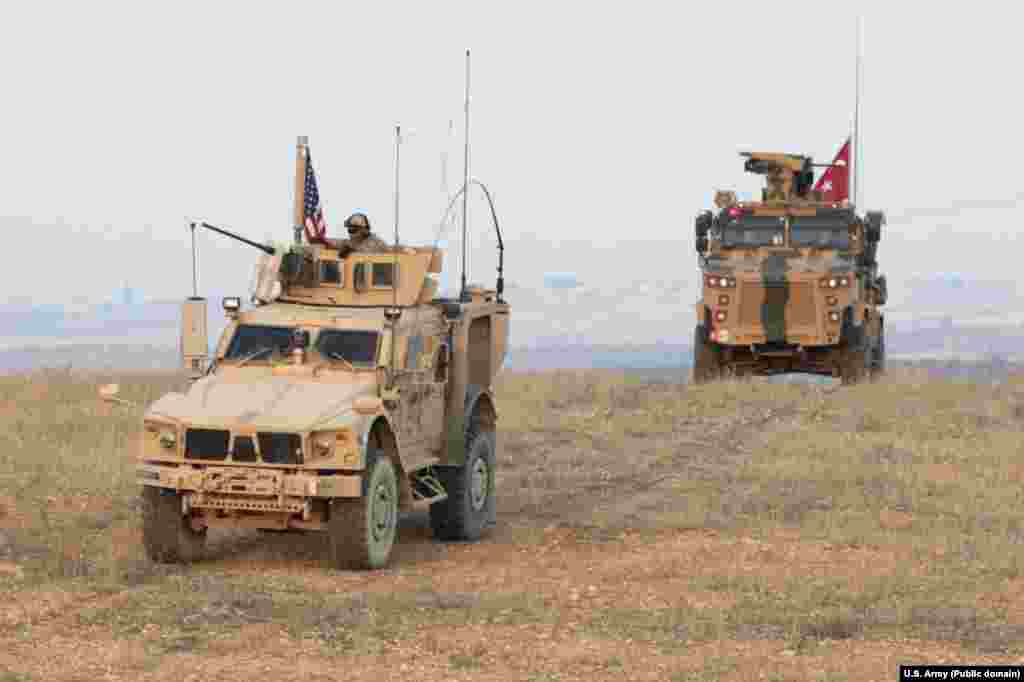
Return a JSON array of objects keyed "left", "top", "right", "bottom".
[{"left": 740, "top": 152, "right": 816, "bottom": 202}]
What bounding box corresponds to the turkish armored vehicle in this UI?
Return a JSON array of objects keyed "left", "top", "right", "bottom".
[
  {"left": 114, "top": 140, "right": 509, "bottom": 571},
  {"left": 692, "top": 152, "right": 887, "bottom": 384}
]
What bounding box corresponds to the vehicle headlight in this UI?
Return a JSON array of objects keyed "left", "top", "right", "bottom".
[
  {"left": 144, "top": 421, "right": 178, "bottom": 453},
  {"left": 310, "top": 428, "right": 358, "bottom": 459}
]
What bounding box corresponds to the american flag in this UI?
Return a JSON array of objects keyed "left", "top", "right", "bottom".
[{"left": 303, "top": 149, "right": 327, "bottom": 243}]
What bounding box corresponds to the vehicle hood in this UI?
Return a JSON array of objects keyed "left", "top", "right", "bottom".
[{"left": 145, "top": 374, "right": 377, "bottom": 432}]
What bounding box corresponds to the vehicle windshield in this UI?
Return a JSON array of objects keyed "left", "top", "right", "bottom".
[
  {"left": 224, "top": 325, "right": 379, "bottom": 367},
  {"left": 224, "top": 325, "right": 295, "bottom": 360},
  {"left": 315, "top": 329, "right": 379, "bottom": 367},
  {"left": 720, "top": 215, "right": 786, "bottom": 247},
  {"left": 791, "top": 213, "right": 852, "bottom": 250}
]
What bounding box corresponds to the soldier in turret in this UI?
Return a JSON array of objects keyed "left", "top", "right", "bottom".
[{"left": 328, "top": 212, "right": 390, "bottom": 257}]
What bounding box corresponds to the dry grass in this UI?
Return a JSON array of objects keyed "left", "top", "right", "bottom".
[{"left": 1, "top": 366, "right": 1023, "bottom": 679}]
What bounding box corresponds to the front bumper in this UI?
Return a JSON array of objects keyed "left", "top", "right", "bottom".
[{"left": 137, "top": 463, "right": 362, "bottom": 512}]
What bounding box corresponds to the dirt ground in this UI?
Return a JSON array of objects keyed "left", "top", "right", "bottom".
[{"left": 0, "top": 368, "right": 1022, "bottom": 681}]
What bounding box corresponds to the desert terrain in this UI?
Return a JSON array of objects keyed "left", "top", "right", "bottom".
[{"left": 1, "top": 367, "right": 1022, "bottom": 681}]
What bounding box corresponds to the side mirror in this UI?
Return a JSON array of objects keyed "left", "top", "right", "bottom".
[
  {"left": 866, "top": 211, "right": 885, "bottom": 242},
  {"left": 695, "top": 211, "right": 712, "bottom": 238}
]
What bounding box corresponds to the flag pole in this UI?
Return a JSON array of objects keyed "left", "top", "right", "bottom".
[
  {"left": 294, "top": 136, "right": 308, "bottom": 244},
  {"left": 852, "top": 18, "right": 862, "bottom": 209}
]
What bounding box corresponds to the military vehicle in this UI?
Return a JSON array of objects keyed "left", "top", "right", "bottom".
[
  {"left": 692, "top": 151, "right": 886, "bottom": 384},
  {"left": 103, "top": 59, "right": 510, "bottom": 571}
]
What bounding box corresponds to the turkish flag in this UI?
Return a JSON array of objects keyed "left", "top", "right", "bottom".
[{"left": 813, "top": 137, "right": 851, "bottom": 202}]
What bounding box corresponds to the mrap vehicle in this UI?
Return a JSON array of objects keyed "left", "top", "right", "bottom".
[
  {"left": 104, "top": 134, "right": 510, "bottom": 571},
  {"left": 692, "top": 151, "right": 887, "bottom": 384}
]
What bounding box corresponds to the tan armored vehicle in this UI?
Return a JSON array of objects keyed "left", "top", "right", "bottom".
[
  {"left": 113, "top": 138, "right": 510, "bottom": 570},
  {"left": 692, "top": 151, "right": 887, "bottom": 384}
]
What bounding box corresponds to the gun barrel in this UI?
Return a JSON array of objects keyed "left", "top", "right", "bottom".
[{"left": 195, "top": 222, "right": 275, "bottom": 255}]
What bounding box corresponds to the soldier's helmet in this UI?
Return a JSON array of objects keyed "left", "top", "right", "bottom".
[{"left": 344, "top": 212, "right": 371, "bottom": 236}]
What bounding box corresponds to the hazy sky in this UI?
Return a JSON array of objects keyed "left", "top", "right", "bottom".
[{"left": 2, "top": 1, "right": 1022, "bottom": 306}]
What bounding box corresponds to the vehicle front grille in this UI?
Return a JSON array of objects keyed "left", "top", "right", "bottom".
[
  {"left": 738, "top": 281, "right": 816, "bottom": 327},
  {"left": 185, "top": 429, "right": 230, "bottom": 460},
  {"left": 258, "top": 433, "right": 303, "bottom": 465},
  {"left": 184, "top": 429, "right": 301, "bottom": 464}
]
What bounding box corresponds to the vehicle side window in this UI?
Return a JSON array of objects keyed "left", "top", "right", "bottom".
[
  {"left": 372, "top": 263, "right": 398, "bottom": 288},
  {"left": 320, "top": 260, "right": 343, "bottom": 285}
]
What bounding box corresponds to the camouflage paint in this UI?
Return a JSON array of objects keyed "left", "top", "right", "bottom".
[{"left": 759, "top": 252, "right": 791, "bottom": 344}]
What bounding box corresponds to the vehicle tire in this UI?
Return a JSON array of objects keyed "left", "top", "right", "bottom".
[
  {"left": 327, "top": 451, "right": 399, "bottom": 570},
  {"left": 839, "top": 340, "right": 870, "bottom": 385},
  {"left": 692, "top": 324, "right": 722, "bottom": 384},
  {"left": 141, "top": 486, "right": 205, "bottom": 564},
  {"left": 870, "top": 320, "right": 886, "bottom": 381},
  {"left": 430, "top": 426, "right": 496, "bottom": 542}
]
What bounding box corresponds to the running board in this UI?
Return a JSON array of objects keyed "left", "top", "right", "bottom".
[{"left": 409, "top": 469, "right": 448, "bottom": 511}]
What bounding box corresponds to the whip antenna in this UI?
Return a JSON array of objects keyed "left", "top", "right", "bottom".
[
  {"left": 392, "top": 124, "right": 402, "bottom": 314},
  {"left": 459, "top": 49, "right": 471, "bottom": 302}
]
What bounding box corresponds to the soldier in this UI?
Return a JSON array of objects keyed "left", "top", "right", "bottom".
[{"left": 327, "top": 212, "right": 390, "bottom": 257}]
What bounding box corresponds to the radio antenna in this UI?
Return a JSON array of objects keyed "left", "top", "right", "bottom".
[
  {"left": 392, "top": 124, "right": 402, "bottom": 314},
  {"left": 459, "top": 48, "right": 471, "bottom": 302}
]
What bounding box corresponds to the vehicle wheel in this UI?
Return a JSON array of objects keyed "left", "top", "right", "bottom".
[
  {"left": 327, "top": 451, "right": 398, "bottom": 570},
  {"left": 870, "top": 320, "right": 886, "bottom": 381},
  {"left": 839, "top": 341, "right": 870, "bottom": 385},
  {"left": 692, "top": 324, "right": 722, "bottom": 384},
  {"left": 141, "top": 486, "right": 205, "bottom": 564},
  {"left": 430, "top": 427, "right": 496, "bottom": 542}
]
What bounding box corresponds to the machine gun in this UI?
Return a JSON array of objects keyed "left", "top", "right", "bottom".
[{"left": 189, "top": 221, "right": 317, "bottom": 301}]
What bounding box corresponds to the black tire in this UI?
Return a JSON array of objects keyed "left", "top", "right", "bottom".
[
  {"left": 839, "top": 341, "right": 869, "bottom": 385},
  {"left": 870, "top": 320, "right": 886, "bottom": 380},
  {"left": 141, "top": 486, "right": 205, "bottom": 564},
  {"left": 692, "top": 324, "right": 722, "bottom": 384},
  {"left": 327, "top": 452, "right": 399, "bottom": 570},
  {"left": 430, "top": 428, "right": 496, "bottom": 542}
]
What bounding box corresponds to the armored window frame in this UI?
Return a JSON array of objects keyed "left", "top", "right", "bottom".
[
  {"left": 223, "top": 324, "right": 296, "bottom": 361},
  {"left": 319, "top": 259, "right": 344, "bottom": 287},
  {"left": 371, "top": 262, "right": 399, "bottom": 289},
  {"left": 314, "top": 329, "right": 381, "bottom": 368},
  {"left": 719, "top": 215, "right": 786, "bottom": 248},
  {"left": 790, "top": 215, "right": 853, "bottom": 250}
]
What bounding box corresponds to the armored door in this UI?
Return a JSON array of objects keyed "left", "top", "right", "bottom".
[{"left": 392, "top": 334, "right": 446, "bottom": 457}]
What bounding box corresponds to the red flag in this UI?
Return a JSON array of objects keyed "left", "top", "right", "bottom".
[{"left": 813, "top": 137, "right": 851, "bottom": 202}]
